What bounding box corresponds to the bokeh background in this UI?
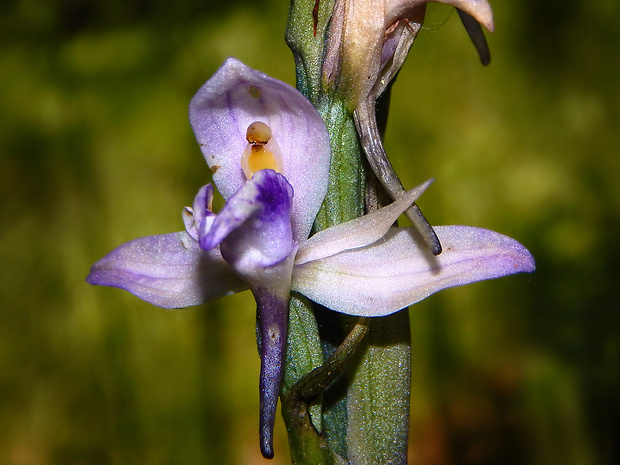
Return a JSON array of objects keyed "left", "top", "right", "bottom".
[{"left": 1, "top": 0, "right": 618, "bottom": 463}]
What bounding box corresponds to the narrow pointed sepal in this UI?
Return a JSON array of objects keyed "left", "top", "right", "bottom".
[
  {"left": 457, "top": 8, "right": 491, "bottom": 65},
  {"left": 295, "top": 179, "right": 433, "bottom": 265},
  {"left": 354, "top": 105, "right": 442, "bottom": 255}
]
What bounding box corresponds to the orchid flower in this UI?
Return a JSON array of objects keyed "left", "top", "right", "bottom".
[
  {"left": 323, "top": 0, "right": 494, "bottom": 255},
  {"left": 87, "top": 58, "right": 534, "bottom": 459},
  {"left": 323, "top": 0, "right": 494, "bottom": 104}
]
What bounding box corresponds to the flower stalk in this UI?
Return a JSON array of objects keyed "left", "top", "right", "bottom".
[{"left": 285, "top": 0, "right": 412, "bottom": 462}]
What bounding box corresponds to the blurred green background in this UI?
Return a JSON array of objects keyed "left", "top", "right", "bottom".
[{"left": 1, "top": 0, "right": 618, "bottom": 463}]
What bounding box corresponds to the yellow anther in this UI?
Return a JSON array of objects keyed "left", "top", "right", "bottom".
[{"left": 241, "top": 122, "right": 283, "bottom": 179}]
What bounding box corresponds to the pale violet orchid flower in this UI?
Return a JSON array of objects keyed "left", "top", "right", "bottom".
[
  {"left": 324, "top": 0, "right": 494, "bottom": 107},
  {"left": 87, "top": 58, "right": 534, "bottom": 459}
]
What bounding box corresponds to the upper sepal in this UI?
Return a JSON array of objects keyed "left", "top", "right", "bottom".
[{"left": 189, "top": 58, "right": 331, "bottom": 242}]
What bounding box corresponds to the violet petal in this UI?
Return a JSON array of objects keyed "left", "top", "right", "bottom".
[
  {"left": 183, "top": 184, "right": 216, "bottom": 241},
  {"left": 200, "top": 170, "right": 296, "bottom": 271},
  {"left": 292, "top": 226, "right": 535, "bottom": 316},
  {"left": 87, "top": 232, "right": 247, "bottom": 308}
]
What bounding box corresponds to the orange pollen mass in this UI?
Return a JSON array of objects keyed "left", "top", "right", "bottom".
[{"left": 246, "top": 121, "right": 272, "bottom": 145}]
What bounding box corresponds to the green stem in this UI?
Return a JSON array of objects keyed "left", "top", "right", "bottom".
[
  {"left": 281, "top": 315, "right": 369, "bottom": 465},
  {"left": 284, "top": 0, "right": 412, "bottom": 463}
]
